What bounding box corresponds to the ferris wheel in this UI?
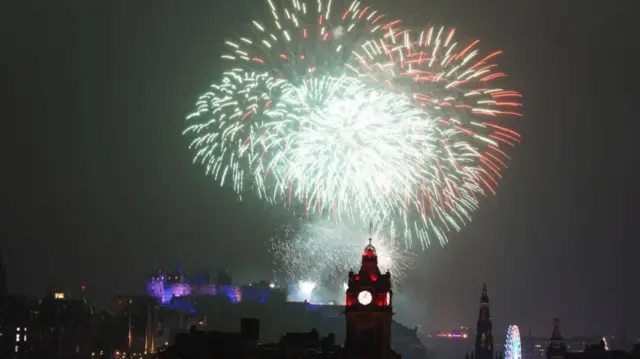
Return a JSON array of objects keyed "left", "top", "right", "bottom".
[{"left": 505, "top": 325, "right": 522, "bottom": 359}]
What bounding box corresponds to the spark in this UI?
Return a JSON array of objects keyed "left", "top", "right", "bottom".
[{"left": 184, "top": 0, "right": 522, "bottom": 248}]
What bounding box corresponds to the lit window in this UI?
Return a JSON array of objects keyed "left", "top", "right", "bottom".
[
  {"left": 16, "top": 327, "right": 20, "bottom": 332},
  {"left": 24, "top": 328, "right": 27, "bottom": 332},
  {"left": 15, "top": 345, "right": 18, "bottom": 352},
  {"left": 23, "top": 335, "right": 27, "bottom": 341},
  {"left": 16, "top": 334, "right": 20, "bottom": 342}
]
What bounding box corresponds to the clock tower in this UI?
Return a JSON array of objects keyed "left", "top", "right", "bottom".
[{"left": 345, "top": 237, "right": 397, "bottom": 359}]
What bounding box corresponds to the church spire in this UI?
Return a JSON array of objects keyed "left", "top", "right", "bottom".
[
  {"left": 475, "top": 283, "right": 493, "bottom": 359},
  {"left": 480, "top": 282, "right": 489, "bottom": 305}
]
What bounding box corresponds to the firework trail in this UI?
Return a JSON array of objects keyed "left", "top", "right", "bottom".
[
  {"left": 269, "top": 219, "right": 414, "bottom": 286},
  {"left": 185, "top": 0, "right": 522, "bottom": 247},
  {"left": 185, "top": 0, "right": 401, "bottom": 200},
  {"left": 338, "top": 25, "right": 524, "bottom": 245}
]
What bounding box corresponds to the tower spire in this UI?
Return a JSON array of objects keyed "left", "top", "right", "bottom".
[
  {"left": 475, "top": 283, "right": 493, "bottom": 359},
  {"left": 481, "top": 282, "right": 489, "bottom": 304}
]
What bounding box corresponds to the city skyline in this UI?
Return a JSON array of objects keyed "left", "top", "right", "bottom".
[{"left": 2, "top": 0, "right": 639, "bottom": 341}]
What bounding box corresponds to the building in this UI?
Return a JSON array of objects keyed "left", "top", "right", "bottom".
[
  {"left": 344, "top": 238, "right": 400, "bottom": 359},
  {"left": 139, "top": 234, "right": 425, "bottom": 356},
  {"left": 0, "top": 295, "right": 39, "bottom": 359},
  {"left": 547, "top": 319, "right": 567, "bottom": 359},
  {"left": 159, "top": 236, "right": 404, "bottom": 359},
  {"left": 146, "top": 267, "right": 286, "bottom": 306},
  {"left": 425, "top": 328, "right": 470, "bottom": 359},
  {"left": 474, "top": 284, "right": 494, "bottom": 359},
  {"left": 522, "top": 330, "right": 602, "bottom": 358},
  {"left": 38, "top": 290, "right": 94, "bottom": 358},
  {"left": 542, "top": 319, "right": 639, "bottom": 359}
]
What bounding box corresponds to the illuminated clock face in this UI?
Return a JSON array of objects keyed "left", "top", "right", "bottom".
[
  {"left": 358, "top": 290, "right": 372, "bottom": 305},
  {"left": 386, "top": 292, "right": 391, "bottom": 305}
]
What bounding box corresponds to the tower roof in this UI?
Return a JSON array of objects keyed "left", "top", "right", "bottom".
[
  {"left": 550, "top": 318, "right": 563, "bottom": 341},
  {"left": 363, "top": 238, "right": 377, "bottom": 257},
  {"left": 355, "top": 236, "right": 386, "bottom": 281}
]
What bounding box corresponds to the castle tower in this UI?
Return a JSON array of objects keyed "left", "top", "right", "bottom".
[
  {"left": 345, "top": 237, "right": 397, "bottom": 359},
  {"left": 546, "top": 318, "right": 566, "bottom": 359},
  {"left": 475, "top": 283, "right": 494, "bottom": 359}
]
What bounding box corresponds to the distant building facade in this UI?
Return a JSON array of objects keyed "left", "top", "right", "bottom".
[
  {"left": 542, "top": 319, "right": 639, "bottom": 359},
  {"left": 146, "top": 267, "right": 287, "bottom": 306}
]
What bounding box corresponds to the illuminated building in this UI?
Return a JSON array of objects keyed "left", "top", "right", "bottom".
[
  {"left": 146, "top": 266, "right": 287, "bottom": 307},
  {"left": 160, "top": 237, "right": 411, "bottom": 359},
  {"left": 0, "top": 295, "right": 39, "bottom": 359},
  {"left": 344, "top": 238, "right": 400, "bottom": 359},
  {"left": 146, "top": 266, "right": 242, "bottom": 305}
]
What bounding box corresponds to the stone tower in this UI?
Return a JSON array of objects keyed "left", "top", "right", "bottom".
[
  {"left": 345, "top": 237, "right": 398, "bottom": 359},
  {"left": 475, "top": 283, "right": 494, "bottom": 359}
]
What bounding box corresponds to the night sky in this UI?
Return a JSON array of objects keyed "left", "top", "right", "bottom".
[{"left": 3, "top": 0, "right": 638, "bottom": 339}]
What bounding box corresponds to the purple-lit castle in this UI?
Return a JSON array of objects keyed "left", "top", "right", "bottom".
[{"left": 146, "top": 266, "right": 284, "bottom": 305}]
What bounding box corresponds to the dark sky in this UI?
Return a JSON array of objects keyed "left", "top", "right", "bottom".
[{"left": 2, "top": 0, "right": 638, "bottom": 339}]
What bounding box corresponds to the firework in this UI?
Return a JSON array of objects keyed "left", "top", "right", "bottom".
[
  {"left": 269, "top": 219, "right": 413, "bottom": 287},
  {"left": 185, "top": 0, "right": 522, "bottom": 247},
  {"left": 185, "top": 0, "right": 401, "bottom": 200}
]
